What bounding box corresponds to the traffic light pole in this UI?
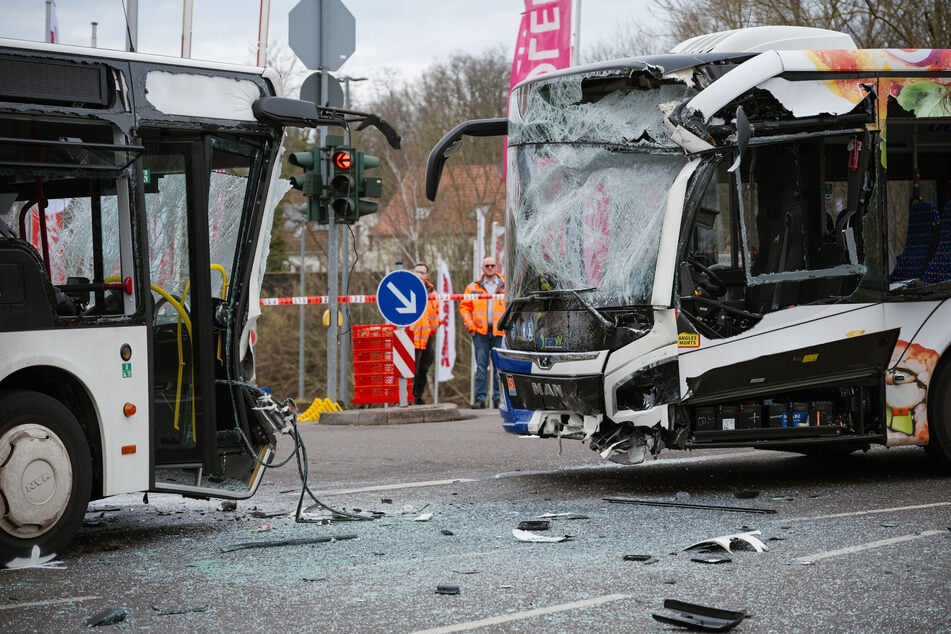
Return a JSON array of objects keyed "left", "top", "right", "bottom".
[{"left": 322, "top": 69, "right": 340, "bottom": 404}]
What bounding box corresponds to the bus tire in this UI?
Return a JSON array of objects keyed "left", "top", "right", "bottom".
[
  {"left": 0, "top": 389, "right": 92, "bottom": 568},
  {"left": 925, "top": 361, "right": 951, "bottom": 472}
]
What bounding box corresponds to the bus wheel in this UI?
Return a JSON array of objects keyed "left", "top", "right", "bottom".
[
  {"left": 925, "top": 362, "right": 951, "bottom": 472},
  {"left": 0, "top": 390, "right": 92, "bottom": 568}
]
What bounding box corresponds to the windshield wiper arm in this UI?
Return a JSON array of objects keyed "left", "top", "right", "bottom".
[{"left": 527, "top": 287, "right": 615, "bottom": 330}]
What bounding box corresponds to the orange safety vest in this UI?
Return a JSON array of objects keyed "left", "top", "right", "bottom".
[
  {"left": 460, "top": 275, "right": 506, "bottom": 336},
  {"left": 410, "top": 280, "right": 440, "bottom": 350}
]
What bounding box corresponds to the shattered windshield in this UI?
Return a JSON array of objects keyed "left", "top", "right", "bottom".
[{"left": 507, "top": 70, "right": 692, "bottom": 306}]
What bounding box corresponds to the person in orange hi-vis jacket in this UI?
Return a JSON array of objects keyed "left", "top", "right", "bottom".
[
  {"left": 410, "top": 263, "right": 440, "bottom": 405},
  {"left": 459, "top": 256, "right": 505, "bottom": 409}
]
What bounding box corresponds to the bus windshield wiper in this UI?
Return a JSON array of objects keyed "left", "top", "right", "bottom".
[{"left": 528, "top": 287, "right": 615, "bottom": 329}]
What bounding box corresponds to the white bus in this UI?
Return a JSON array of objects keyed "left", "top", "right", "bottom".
[
  {"left": 0, "top": 39, "right": 382, "bottom": 566},
  {"left": 426, "top": 27, "right": 951, "bottom": 469}
]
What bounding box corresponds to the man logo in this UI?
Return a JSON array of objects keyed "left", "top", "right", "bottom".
[{"left": 531, "top": 381, "right": 564, "bottom": 397}]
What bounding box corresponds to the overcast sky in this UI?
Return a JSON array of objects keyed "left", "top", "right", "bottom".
[{"left": 0, "top": 0, "right": 655, "bottom": 85}]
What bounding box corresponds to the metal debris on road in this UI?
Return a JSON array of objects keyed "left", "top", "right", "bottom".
[
  {"left": 151, "top": 603, "right": 210, "bottom": 616},
  {"left": 221, "top": 534, "right": 358, "bottom": 552},
  {"left": 435, "top": 584, "right": 460, "bottom": 595},
  {"left": 512, "top": 528, "right": 571, "bottom": 543},
  {"left": 218, "top": 500, "right": 237, "bottom": 512},
  {"left": 85, "top": 608, "right": 127, "bottom": 627},
  {"left": 684, "top": 530, "right": 769, "bottom": 553},
  {"left": 623, "top": 554, "right": 659, "bottom": 564},
  {"left": 652, "top": 599, "right": 746, "bottom": 632},
  {"left": 537, "top": 513, "right": 590, "bottom": 520},
  {"left": 604, "top": 496, "right": 777, "bottom": 514},
  {"left": 517, "top": 520, "right": 551, "bottom": 531}
]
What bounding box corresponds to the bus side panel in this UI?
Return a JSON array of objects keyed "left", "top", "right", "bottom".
[
  {"left": 0, "top": 326, "right": 150, "bottom": 495},
  {"left": 883, "top": 300, "right": 951, "bottom": 448}
]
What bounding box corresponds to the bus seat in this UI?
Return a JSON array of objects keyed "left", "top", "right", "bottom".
[
  {"left": 922, "top": 200, "right": 951, "bottom": 285},
  {"left": 0, "top": 235, "right": 57, "bottom": 330},
  {"left": 889, "top": 200, "right": 939, "bottom": 282}
]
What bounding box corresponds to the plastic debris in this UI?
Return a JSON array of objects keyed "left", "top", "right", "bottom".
[
  {"left": 4, "top": 545, "right": 64, "bottom": 570},
  {"left": 435, "top": 584, "right": 460, "bottom": 595},
  {"left": 684, "top": 530, "right": 768, "bottom": 553},
  {"left": 414, "top": 513, "right": 433, "bottom": 522},
  {"left": 623, "top": 554, "right": 659, "bottom": 564},
  {"left": 251, "top": 524, "right": 273, "bottom": 533},
  {"left": 221, "top": 534, "right": 358, "bottom": 553},
  {"left": 512, "top": 528, "right": 570, "bottom": 543},
  {"left": 652, "top": 599, "right": 746, "bottom": 632},
  {"left": 440, "top": 529, "right": 454, "bottom": 536},
  {"left": 517, "top": 520, "right": 550, "bottom": 531},
  {"left": 537, "top": 513, "right": 590, "bottom": 520},
  {"left": 85, "top": 608, "right": 127, "bottom": 627},
  {"left": 151, "top": 603, "right": 210, "bottom": 615}
]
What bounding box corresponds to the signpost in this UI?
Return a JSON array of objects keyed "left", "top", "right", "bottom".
[
  {"left": 289, "top": 0, "right": 357, "bottom": 403},
  {"left": 376, "top": 270, "right": 427, "bottom": 327},
  {"left": 377, "top": 270, "right": 426, "bottom": 406}
]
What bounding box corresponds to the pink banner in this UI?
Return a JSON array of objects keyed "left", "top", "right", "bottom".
[{"left": 510, "top": 0, "right": 573, "bottom": 92}]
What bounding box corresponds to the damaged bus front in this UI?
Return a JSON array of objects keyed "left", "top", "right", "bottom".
[{"left": 427, "top": 27, "right": 951, "bottom": 469}]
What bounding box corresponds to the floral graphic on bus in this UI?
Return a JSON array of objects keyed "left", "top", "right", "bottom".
[{"left": 885, "top": 340, "right": 939, "bottom": 445}]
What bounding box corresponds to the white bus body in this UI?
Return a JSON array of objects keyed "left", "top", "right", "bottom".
[
  {"left": 0, "top": 39, "right": 331, "bottom": 566},
  {"left": 426, "top": 27, "right": 951, "bottom": 469}
]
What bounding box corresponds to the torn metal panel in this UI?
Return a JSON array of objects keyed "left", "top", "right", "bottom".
[{"left": 684, "top": 530, "right": 769, "bottom": 553}]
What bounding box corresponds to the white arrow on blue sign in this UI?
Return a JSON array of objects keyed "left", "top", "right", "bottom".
[{"left": 376, "top": 270, "right": 427, "bottom": 327}]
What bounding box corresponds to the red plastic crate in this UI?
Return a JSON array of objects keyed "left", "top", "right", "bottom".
[
  {"left": 354, "top": 372, "right": 398, "bottom": 388},
  {"left": 352, "top": 383, "right": 410, "bottom": 405},
  {"left": 353, "top": 349, "right": 393, "bottom": 364},
  {"left": 353, "top": 324, "right": 395, "bottom": 338}
]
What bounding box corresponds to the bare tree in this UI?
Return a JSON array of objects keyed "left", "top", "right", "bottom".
[{"left": 652, "top": 0, "right": 949, "bottom": 48}]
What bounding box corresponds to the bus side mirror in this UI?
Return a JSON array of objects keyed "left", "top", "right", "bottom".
[
  {"left": 426, "top": 118, "right": 507, "bottom": 201},
  {"left": 728, "top": 106, "right": 753, "bottom": 173}
]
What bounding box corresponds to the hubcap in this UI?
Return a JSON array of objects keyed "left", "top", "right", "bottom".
[{"left": 0, "top": 424, "right": 73, "bottom": 539}]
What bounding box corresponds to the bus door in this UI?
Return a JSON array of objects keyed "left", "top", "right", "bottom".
[{"left": 142, "top": 134, "right": 262, "bottom": 477}]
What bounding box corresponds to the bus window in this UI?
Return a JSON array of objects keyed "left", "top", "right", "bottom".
[
  {"left": 883, "top": 77, "right": 951, "bottom": 291},
  {"left": 735, "top": 134, "right": 868, "bottom": 310}
]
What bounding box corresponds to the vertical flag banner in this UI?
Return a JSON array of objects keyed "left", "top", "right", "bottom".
[
  {"left": 510, "top": 0, "right": 573, "bottom": 92},
  {"left": 49, "top": 0, "right": 59, "bottom": 43},
  {"left": 436, "top": 257, "right": 456, "bottom": 382}
]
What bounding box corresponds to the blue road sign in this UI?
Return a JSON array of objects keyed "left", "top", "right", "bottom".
[{"left": 376, "top": 270, "right": 427, "bottom": 327}]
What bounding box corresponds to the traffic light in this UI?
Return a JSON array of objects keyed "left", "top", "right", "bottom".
[
  {"left": 288, "top": 147, "right": 327, "bottom": 223},
  {"left": 354, "top": 152, "right": 382, "bottom": 219},
  {"left": 329, "top": 146, "right": 357, "bottom": 223}
]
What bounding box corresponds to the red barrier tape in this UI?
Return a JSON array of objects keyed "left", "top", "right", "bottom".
[{"left": 259, "top": 293, "right": 504, "bottom": 306}]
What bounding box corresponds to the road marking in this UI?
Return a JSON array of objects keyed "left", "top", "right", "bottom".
[
  {"left": 0, "top": 595, "right": 100, "bottom": 610},
  {"left": 796, "top": 529, "right": 948, "bottom": 564},
  {"left": 494, "top": 451, "right": 756, "bottom": 479},
  {"left": 310, "top": 478, "right": 477, "bottom": 496},
  {"left": 410, "top": 593, "right": 633, "bottom": 634},
  {"left": 782, "top": 501, "right": 951, "bottom": 522}
]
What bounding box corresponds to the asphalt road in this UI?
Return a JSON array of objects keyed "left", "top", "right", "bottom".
[{"left": 3, "top": 408, "right": 950, "bottom": 632}]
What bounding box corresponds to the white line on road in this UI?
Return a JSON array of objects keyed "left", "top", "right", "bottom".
[
  {"left": 782, "top": 501, "right": 951, "bottom": 523},
  {"left": 796, "top": 529, "right": 948, "bottom": 564},
  {"left": 310, "top": 478, "right": 477, "bottom": 496},
  {"left": 410, "top": 593, "right": 633, "bottom": 634},
  {"left": 0, "top": 595, "right": 100, "bottom": 610},
  {"left": 494, "top": 451, "right": 757, "bottom": 479}
]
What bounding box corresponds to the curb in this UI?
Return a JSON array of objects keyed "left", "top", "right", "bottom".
[{"left": 312, "top": 403, "right": 469, "bottom": 426}]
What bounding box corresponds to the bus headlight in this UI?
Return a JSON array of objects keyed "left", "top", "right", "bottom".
[{"left": 614, "top": 360, "right": 680, "bottom": 412}]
